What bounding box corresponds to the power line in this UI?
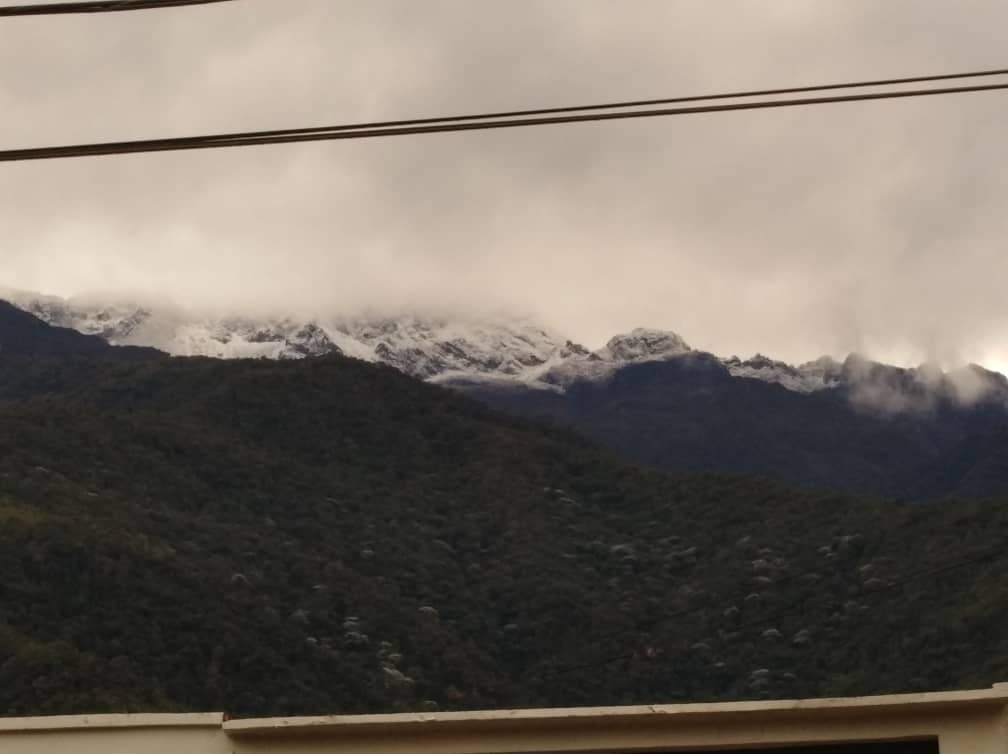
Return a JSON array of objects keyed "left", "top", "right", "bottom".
[
  {"left": 242, "top": 66, "right": 1008, "bottom": 127},
  {"left": 16, "top": 65, "right": 1008, "bottom": 145},
  {"left": 3, "top": 79, "right": 1007, "bottom": 162},
  {"left": 31, "top": 66, "right": 1008, "bottom": 150},
  {"left": 0, "top": 0, "right": 235, "bottom": 16}
]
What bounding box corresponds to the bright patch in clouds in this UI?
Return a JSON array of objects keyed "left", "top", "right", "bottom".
[{"left": 1, "top": 0, "right": 1006, "bottom": 366}]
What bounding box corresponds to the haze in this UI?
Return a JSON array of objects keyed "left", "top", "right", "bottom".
[{"left": 1, "top": 0, "right": 1006, "bottom": 370}]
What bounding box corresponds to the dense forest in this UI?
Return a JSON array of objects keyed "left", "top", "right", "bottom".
[{"left": 0, "top": 308, "right": 1006, "bottom": 717}]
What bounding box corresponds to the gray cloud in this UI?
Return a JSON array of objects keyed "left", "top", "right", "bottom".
[{"left": 2, "top": 0, "right": 1006, "bottom": 369}]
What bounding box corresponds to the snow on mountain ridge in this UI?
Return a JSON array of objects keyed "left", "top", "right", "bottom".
[
  {"left": 1, "top": 287, "right": 154, "bottom": 342},
  {"left": 0, "top": 289, "right": 579, "bottom": 381},
  {"left": 599, "top": 328, "right": 692, "bottom": 362},
  {"left": 724, "top": 353, "right": 844, "bottom": 393},
  {"left": 1, "top": 289, "right": 704, "bottom": 387},
  {"left": 6, "top": 289, "right": 1004, "bottom": 405},
  {"left": 529, "top": 328, "right": 694, "bottom": 387}
]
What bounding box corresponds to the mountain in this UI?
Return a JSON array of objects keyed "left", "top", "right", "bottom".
[
  {"left": 7, "top": 290, "right": 1008, "bottom": 498},
  {"left": 1, "top": 289, "right": 573, "bottom": 380},
  {"left": 10, "top": 288, "right": 1006, "bottom": 399},
  {"left": 1, "top": 311, "right": 1007, "bottom": 718},
  {"left": 0, "top": 301, "right": 162, "bottom": 363},
  {"left": 8, "top": 288, "right": 1004, "bottom": 397},
  {"left": 0, "top": 299, "right": 117, "bottom": 355},
  {"left": 464, "top": 353, "right": 1008, "bottom": 498}
]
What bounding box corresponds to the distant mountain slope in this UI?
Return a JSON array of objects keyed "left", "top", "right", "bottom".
[
  {"left": 0, "top": 288, "right": 913, "bottom": 392},
  {"left": 0, "top": 300, "right": 161, "bottom": 359},
  {"left": 1, "top": 313, "right": 1007, "bottom": 718},
  {"left": 462, "top": 354, "right": 1008, "bottom": 498},
  {"left": 0, "top": 300, "right": 113, "bottom": 355},
  {"left": 8, "top": 288, "right": 1005, "bottom": 398},
  {"left": 6, "top": 291, "right": 1008, "bottom": 499},
  {"left": 2, "top": 289, "right": 577, "bottom": 380}
]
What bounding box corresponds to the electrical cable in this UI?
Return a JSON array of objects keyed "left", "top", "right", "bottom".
[
  {"left": 3, "top": 78, "right": 1007, "bottom": 162},
  {"left": 0, "top": 0, "right": 234, "bottom": 15}
]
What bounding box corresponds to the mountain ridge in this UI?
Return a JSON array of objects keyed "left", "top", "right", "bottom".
[
  {"left": 7, "top": 291, "right": 1008, "bottom": 498},
  {"left": 5, "top": 288, "right": 1003, "bottom": 408},
  {"left": 0, "top": 300, "right": 159, "bottom": 359}
]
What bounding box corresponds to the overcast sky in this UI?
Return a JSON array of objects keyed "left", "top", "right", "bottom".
[{"left": 1, "top": 0, "right": 1006, "bottom": 367}]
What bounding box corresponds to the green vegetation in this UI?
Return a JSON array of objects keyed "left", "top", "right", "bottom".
[{"left": 0, "top": 352, "right": 1006, "bottom": 717}]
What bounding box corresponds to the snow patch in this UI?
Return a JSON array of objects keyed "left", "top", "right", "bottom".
[
  {"left": 725, "top": 354, "right": 843, "bottom": 393},
  {"left": 6, "top": 289, "right": 1005, "bottom": 407}
]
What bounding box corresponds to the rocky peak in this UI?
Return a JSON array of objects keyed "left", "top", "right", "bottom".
[
  {"left": 6, "top": 289, "right": 1007, "bottom": 408},
  {"left": 724, "top": 353, "right": 844, "bottom": 393},
  {"left": 598, "top": 328, "right": 692, "bottom": 362},
  {"left": 0, "top": 300, "right": 159, "bottom": 358},
  {"left": 559, "top": 340, "right": 593, "bottom": 360},
  {"left": 2, "top": 289, "right": 152, "bottom": 342}
]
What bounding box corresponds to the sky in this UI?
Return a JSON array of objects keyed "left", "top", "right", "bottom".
[{"left": 1, "top": 0, "right": 1006, "bottom": 369}]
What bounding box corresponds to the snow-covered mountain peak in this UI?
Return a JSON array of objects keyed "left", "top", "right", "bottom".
[
  {"left": 6, "top": 288, "right": 1006, "bottom": 407},
  {"left": 598, "top": 328, "right": 692, "bottom": 362},
  {"left": 529, "top": 328, "right": 693, "bottom": 388},
  {"left": 0, "top": 289, "right": 583, "bottom": 381},
  {"left": 723, "top": 353, "right": 845, "bottom": 393},
  {"left": 337, "top": 314, "right": 577, "bottom": 381},
  {"left": 0, "top": 287, "right": 154, "bottom": 342}
]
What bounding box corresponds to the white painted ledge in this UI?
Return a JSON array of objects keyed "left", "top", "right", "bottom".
[
  {"left": 0, "top": 712, "right": 224, "bottom": 733},
  {"left": 223, "top": 685, "right": 1008, "bottom": 738}
]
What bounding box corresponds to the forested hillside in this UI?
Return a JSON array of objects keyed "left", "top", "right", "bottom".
[{"left": 0, "top": 322, "right": 1006, "bottom": 716}]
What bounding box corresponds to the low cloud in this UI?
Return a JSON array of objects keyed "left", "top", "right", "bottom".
[
  {"left": 2, "top": 0, "right": 1006, "bottom": 370},
  {"left": 845, "top": 357, "right": 1007, "bottom": 413}
]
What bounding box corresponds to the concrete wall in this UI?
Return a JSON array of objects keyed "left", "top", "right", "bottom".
[
  {"left": 2, "top": 685, "right": 1006, "bottom": 754},
  {"left": 0, "top": 714, "right": 227, "bottom": 754}
]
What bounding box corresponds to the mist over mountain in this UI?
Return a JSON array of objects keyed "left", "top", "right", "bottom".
[
  {"left": 0, "top": 300, "right": 158, "bottom": 359},
  {"left": 6, "top": 288, "right": 1005, "bottom": 405},
  {"left": 5, "top": 290, "right": 1008, "bottom": 499}
]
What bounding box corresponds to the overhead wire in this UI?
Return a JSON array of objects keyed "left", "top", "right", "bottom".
[
  {"left": 0, "top": 11, "right": 1003, "bottom": 688},
  {"left": 2, "top": 76, "right": 1008, "bottom": 162},
  {"left": 0, "top": 0, "right": 234, "bottom": 15},
  {"left": 7, "top": 65, "right": 1006, "bottom": 144},
  {"left": 3, "top": 0, "right": 1005, "bottom": 691}
]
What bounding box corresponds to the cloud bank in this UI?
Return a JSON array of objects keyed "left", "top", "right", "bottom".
[{"left": 1, "top": 0, "right": 1006, "bottom": 369}]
